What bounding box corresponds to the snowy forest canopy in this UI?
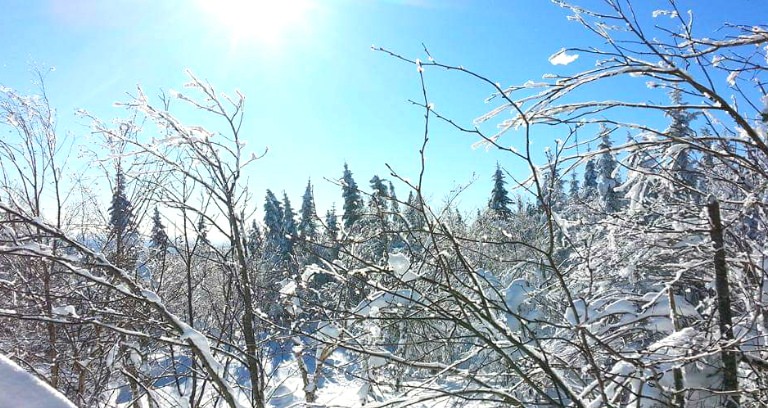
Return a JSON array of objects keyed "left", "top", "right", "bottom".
[{"left": 1, "top": 1, "right": 768, "bottom": 407}]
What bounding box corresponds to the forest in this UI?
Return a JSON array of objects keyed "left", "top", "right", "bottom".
[{"left": 1, "top": 0, "right": 767, "bottom": 407}]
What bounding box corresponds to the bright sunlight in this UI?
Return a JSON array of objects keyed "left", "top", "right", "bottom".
[{"left": 197, "top": 0, "right": 312, "bottom": 47}]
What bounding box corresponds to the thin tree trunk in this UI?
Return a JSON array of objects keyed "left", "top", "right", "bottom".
[
  {"left": 707, "top": 198, "right": 739, "bottom": 408},
  {"left": 228, "top": 204, "right": 265, "bottom": 407},
  {"left": 668, "top": 288, "right": 685, "bottom": 407}
]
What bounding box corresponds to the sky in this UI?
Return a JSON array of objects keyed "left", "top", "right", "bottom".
[{"left": 2, "top": 0, "right": 766, "bottom": 220}]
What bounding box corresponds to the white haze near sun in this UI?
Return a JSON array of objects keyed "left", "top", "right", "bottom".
[{"left": 196, "top": 0, "right": 313, "bottom": 47}]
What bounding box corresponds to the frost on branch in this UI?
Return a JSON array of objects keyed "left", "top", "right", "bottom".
[{"left": 548, "top": 48, "right": 579, "bottom": 65}]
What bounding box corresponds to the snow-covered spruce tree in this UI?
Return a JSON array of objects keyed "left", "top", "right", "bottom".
[
  {"left": 581, "top": 151, "right": 598, "bottom": 199},
  {"left": 568, "top": 171, "right": 579, "bottom": 200},
  {"left": 341, "top": 163, "right": 364, "bottom": 231},
  {"left": 665, "top": 87, "right": 701, "bottom": 201},
  {"left": 354, "top": 175, "right": 390, "bottom": 265},
  {"left": 263, "top": 189, "right": 287, "bottom": 268},
  {"left": 109, "top": 161, "right": 153, "bottom": 408},
  {"left": 298, "top": 180, "right": 319, "bottom": 242},
  {"left": 282, "top": 191, "right": 298, "bottom": 266},
  {"left": 296, "top": 180, "right": 322, "bottom": 268},
  {"left": 541, "top": 156, "right": 566, "bottom": 212},
  {"left": 247, "top": 218, "right": 264, "bottom": 259},
  {"left": 150, "top": 207, "right": 169, "bottom": 251},
  {"left": 488, "top": 162, "right": 513, "bottom": 218},
  {"left": 322, "top": 205, "right": 340, "bottom": 263},
  {"left": 387, "top": 181, "right": 408, "bottom": 252},
  {"left": 595, "top": 125, "right": 623, "bottom": 213},
  {"left": 107, "top": 163, "right": 140, "bottom": 272},
  {"left": 196, "top": 214, "right": 209, "bottom": 246}
]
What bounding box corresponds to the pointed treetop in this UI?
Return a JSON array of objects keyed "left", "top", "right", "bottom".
[
  {"left": 595, "top": 125, "right": 622, "bottom": 212},
  {"left": 369, "top": 175, "right": 389, "bottom": 210},
  {"left": 150, "top": 207, "right": 169, "bottom": 250},
  {"left": 282, "top": 191, "right": 297, "bottom": 239},
  {"left": 488, "top": 162, "right": 513, "bottom": 217},
  {"left": 109, "top": 164, "right": 136, "bottom": 235},
  {"left": 298, "top": 179, "right": 318, "bottom": 239},
  {"left": 263, "top": 189, "right": 284, "bottom": 235},
  {"left": 196, "top": 215, "right": 209, "bottom": 245},
  {"left": 341, "top": 163, "right": 364, "bottom": 229},
  {"left": 325, "top": 204, "right": 339, "bottom": 240}
]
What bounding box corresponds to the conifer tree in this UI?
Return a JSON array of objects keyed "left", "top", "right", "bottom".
[
  {"left": 596, "top": 125, "right": 622, "bottom": 212},
  {"left": 196, "top": 215, "right": 209, "bottom": 246},
  {"left": 246, "top": 219, "right": 263, "bottom": 259},
  {"left": 325, "top": 206, "right": 339, "bottom": 241},
  {"left": 282, "top": 192, "right": 297, "bottom": 254},
  {"left": 568, "top": 172, "right": 579, "bottom": 201},
  {"left": 665, "top": 88, "right": 699, "bottom": 192},
  {"left": 582, "top": 154, "right": 598, "bottom": 198},
  {"left": 108, "top": 164, "right": 139, "bottom": 270},
  {"left": 263, "top": 189, "right": 287, "bottom": 266},
  {"left": 150, "top": 207, "right": 168, "bottom": 250},
  {"left": 488, "top": 163, "right": 513, "bottom": 217},
  {"left": 387, "top": 181, "right": 407, "bottom": 251},
  {"left": 388, "top": 181, "right": 400, "bottom": 217},
  {"left": 541, "top": 160, "right": 565, "bottom": 211},
  {"left": 341, "top": 163, "right": 364, "bottom": 230},
  {"left": 369, "top": 175, "right": 389, "bottom": 212},
  {"left": 298, "top": 180, "right": 318, "bottom": 240},
  {"left": 404, "top": 191, "right": 425, "bottom": 230},
  {"left": 323, "top": 205, "right": 340, "bottom": 263},
  {"left": 264, "top": 189, "right": 284, "bottom": 238},
  {"left": 363, "top": 175, "right": 390, "bottom": 264},
  {"left": 107, "top": 164, "right": 144, "bottom": 403}
]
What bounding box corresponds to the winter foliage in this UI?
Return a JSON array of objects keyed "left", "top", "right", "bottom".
[{"left": 1, "top": 1, "right": 768, "bottom": 407}]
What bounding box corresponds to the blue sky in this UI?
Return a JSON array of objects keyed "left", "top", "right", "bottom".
[{"left": 2, "top": 0, "right": 765, "bottom": 217}]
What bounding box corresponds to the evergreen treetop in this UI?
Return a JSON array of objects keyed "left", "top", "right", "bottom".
[
  {"left": 596, "top": 126, "right": 622, "bottom": 212},
  {"left": 369, "top": 175, "right": 389, "bottom": 212},
  {"left": 665, "top": 88, "right": 699, "bottom": 191},
  {"left": 488, "top": 163, "right": 513, "bottom": 217},
  {"left": 341, "top": 163, "right": 364, "bottom": 229},
  {"left": 582, "top": 153, "right": 598, "bottom": 197},
  {"left": 325, "top": 205, "right": 339, "bottom": 241},
  {"left": 108, "top": 164, "right": 139, "bottom": 269},
  {"left": 109, "top": 165, "right": 137, "bottom": 237},
  {"left": 150, "top": 207, "right": 168, "bottom": 250},
  {"left": 298, "top": 180, "right": 318, "bottom": 240},
  {"left": 282, "top": 192, "right": 298, "bottom": 243}
]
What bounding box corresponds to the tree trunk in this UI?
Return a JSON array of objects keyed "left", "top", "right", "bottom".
[
  {"left": 668, "top": 288, "right": 685, "bottom": 407},
  {"left": 228, "top": 205, "right": 265, "bottom": 407},
  {"left": 707, "top": 198, "right": 739, "bottom": 408}
]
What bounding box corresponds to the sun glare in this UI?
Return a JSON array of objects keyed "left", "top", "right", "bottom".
[{"left": 197, "top": 0, "right": 312, "bottom": 47}]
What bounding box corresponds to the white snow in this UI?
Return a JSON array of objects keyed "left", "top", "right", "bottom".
[
  {"left": 317, "top": 322, "right": 341, "bottom": 341},
  {"left": 0, "top": 353, "right": 77, "bottom": 408},
  {"left": 564, "top": 298, "right": 588, "bottom": 326},
  {"left": 52, "top": 305, "right": 79, "bottom": 318},
  {"left": 354, "top": 289, "right": 422, "bottom": 317},
  {"left": 548, "top": 48, "right": 579, "bottom": 66},
  {"left": 389, "top": 253, "right": 419, "bottom": 282},
  {"left": 279, "top": 279, "right": 297, "bottom": 296},
  {"left": 504, "top": 279, "right": 530, "bottom": 311},
  {"left": 369, "top": 355, "right": 388, "bottom": 368},
  {"left": 652, "top": 9, "right": 678, "bottom": 18}
]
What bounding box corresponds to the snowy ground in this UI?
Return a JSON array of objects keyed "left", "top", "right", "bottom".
[{"left": 0, "top": 353, "right": 77, "bottom": 408}]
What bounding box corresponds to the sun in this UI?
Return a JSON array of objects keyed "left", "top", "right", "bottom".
[{"left": 197, "top": 0, "right": 312, "bottom": 47}]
